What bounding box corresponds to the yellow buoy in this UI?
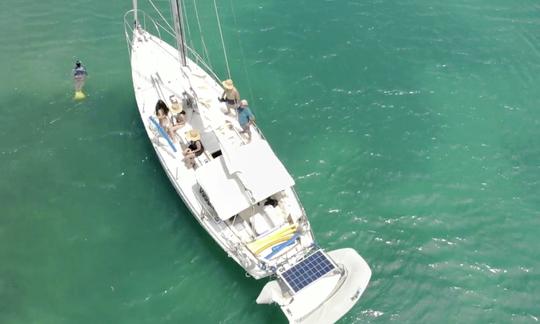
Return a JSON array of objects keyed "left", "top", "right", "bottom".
[{"left": 74, "top": 91, "right": 86, "bottom": 100}]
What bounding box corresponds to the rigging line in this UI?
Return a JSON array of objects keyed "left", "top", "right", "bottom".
[
  {"left": 148, "top": 0, "right": 174, "bottom": 34},
  {"left": 171, "top": 0, "right": 187, "bottom": 66},
  {"left": 167, "top": 1, "right": 194, "bottom": 91},
  {"left": 192, "top": 0, "right": 213, "bottom": 69},
  {"left": 229, "top": 0, "right": 255, "bottom": 107},
  {"left": 181, "top": 0, "right": 194, "bottom": 55},
  {"left": 213, "top": 0, "right": 231, "bottom": 80}
]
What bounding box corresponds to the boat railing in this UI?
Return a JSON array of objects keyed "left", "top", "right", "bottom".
[
  {"left": 251, "top": 123, "right": 267, "bottom": 141},
  {"left": 195, "top": 188, "right": 264, "bottom": 266},
  {"left": 184, "top": 46, "right": 223, "bottom": 86},
  {"left": 124, "top": 9, "right": 166, "bottom": 54},
  {"left": 123, "top": 9, "right": 222, "bottom": 85}
]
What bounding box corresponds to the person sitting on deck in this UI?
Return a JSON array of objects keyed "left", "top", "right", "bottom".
[
  {"left": 155, "top": 99, "right": 175, "bottom": 140},
  {"left": 169, "top": 95, "right": 186, "bottom": 134},
  {"left": 218, "top": 79, "right": 240, "bottom": 115},
  {"left": 236, "top": 99, "right": 256, "bottom": 142},
  {"left": 264, "top": 197, "right": 278, "bottom": 207},
  {"left": 183, "top": 129, "right": 204, "bottom": 168}
]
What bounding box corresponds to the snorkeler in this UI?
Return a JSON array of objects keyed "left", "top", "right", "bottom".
[{"left": 73, "top": 60, "right": 88, "bottom": 100}]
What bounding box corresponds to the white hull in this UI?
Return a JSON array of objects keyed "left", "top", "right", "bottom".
[
  {"left": 129, "top": 28, "right": 316, "bottom": 279},
  {"left": 126, "top": 12, "right": 370, "bottom": 322}
]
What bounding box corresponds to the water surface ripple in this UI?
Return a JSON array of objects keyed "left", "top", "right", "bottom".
[{"left": 1, "top": 0, "right": 540, "bottom": 323}]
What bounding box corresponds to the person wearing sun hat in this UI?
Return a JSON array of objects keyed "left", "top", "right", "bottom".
[
  {"left": 169, "top": 95, "right": 186, "bottom": 132},
  {"left": 73, "top": 60, "right": 88, "bottom": 100},
  {"left": 183, "top": 129, "right": 204, "bottom": 168},
  {"left": 218, "top": 79, "right": 240, "bottom": 115},
  {"left": 236, "top": 99, "right": 256, "bottom": 141}
]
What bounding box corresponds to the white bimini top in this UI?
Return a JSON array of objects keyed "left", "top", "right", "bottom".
[{"left": 195, "top": 140, "right": 295, "bottom": 220}]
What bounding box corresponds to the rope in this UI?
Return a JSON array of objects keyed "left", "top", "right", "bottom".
[
  {"left": 148, "top": 0, "right": 174, "bottom": 33},
  {"left": 229, "top": 0, "right": 255, "bottom": 107},
  {"left": 213, "top": 0, "right": 231, "bottom": 79},
  {"left": 181, "top": 0, "right": 194, "bottom": 53},
  {"left": 193, "top": 0, "right": 213, "bottom": 69}
]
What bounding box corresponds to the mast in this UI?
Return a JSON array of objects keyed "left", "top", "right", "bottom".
[
  {"left": 132, "top": 0, "right": 138, "bottom": 25},
  {"left": 171, "top": 0, "right": 187, "bottom": 67}
]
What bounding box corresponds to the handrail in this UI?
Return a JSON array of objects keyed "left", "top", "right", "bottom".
[
  {"left": 185, "top": 46, "right": 223, "bottom": 85},
  {"left": 195, "top": 186, "right": 265, "bottom": 266},
  {"left": 123, "top": 9, "right": 223, "bottom": 85}
]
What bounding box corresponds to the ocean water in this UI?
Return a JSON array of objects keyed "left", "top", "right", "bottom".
[{"left": 1, "top": 0, "right": 540, "bottom": 323}]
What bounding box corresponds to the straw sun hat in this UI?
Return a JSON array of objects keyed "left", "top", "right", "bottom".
[
  {"left": 222, "top": 79, "right": 234, "bottom": 90},
  {"left": 168, "top": 96, "right": 182, "bottom": 114},
  {"left": 186, "top": 129, "right": 201, "bottom": 141},
  {"left": 170, "top": 102, "right": 183, "bottom": 114}
]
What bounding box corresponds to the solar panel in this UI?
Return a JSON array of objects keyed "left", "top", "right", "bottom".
[{"left": 281, "top": 250, "right": 336, "bottom": 293}]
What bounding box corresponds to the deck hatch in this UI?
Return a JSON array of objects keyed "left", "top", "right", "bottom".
[{"left": 281, "top": 250, "right": 335, "bottom": 292}]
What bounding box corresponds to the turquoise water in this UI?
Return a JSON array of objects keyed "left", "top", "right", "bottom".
[{"left": 1, "top": 0, "right": 540, "bottom": 323}]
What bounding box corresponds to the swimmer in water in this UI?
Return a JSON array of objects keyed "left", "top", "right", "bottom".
[{"left": 73, "top": 60, "right": 87, "bottom": 99}]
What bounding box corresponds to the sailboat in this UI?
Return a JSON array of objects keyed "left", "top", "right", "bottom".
[{"left": 124, "top": 1, "right": 371, "bottom": 322}]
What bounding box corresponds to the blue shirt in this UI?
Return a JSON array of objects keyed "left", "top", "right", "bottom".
[
  {"left": 237, "top": 106, "right": 254, "bottom": 127},
  {"left": 73, "top": 66, "right": 87, "bottom": 77}
]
